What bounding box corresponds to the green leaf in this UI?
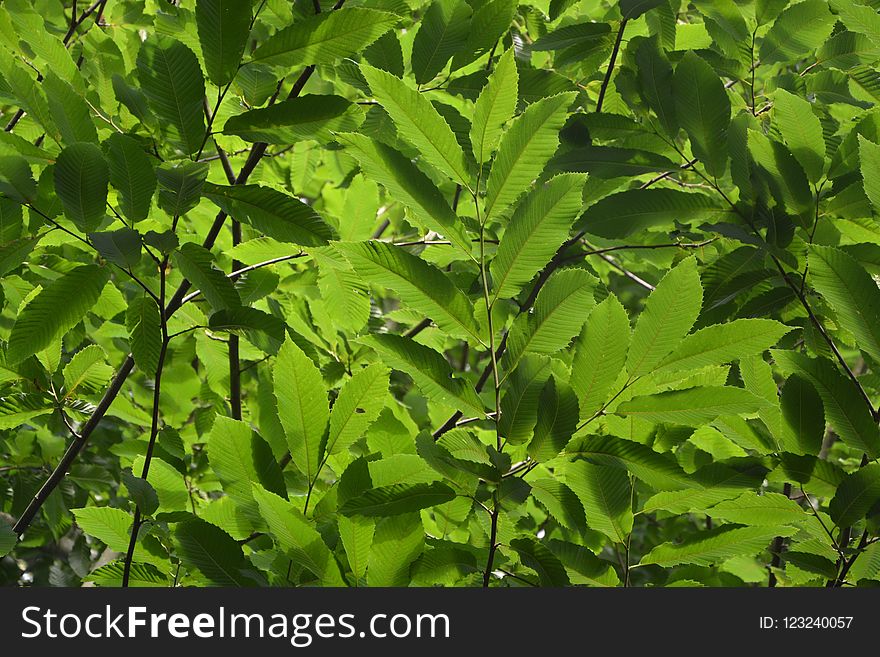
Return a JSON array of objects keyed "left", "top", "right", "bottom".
[
  {"left": 273, "top": 339, "right": 328, "bottom": 484},
  {"left": 0, "top": 523, "right": 17, "bottom": 557},
  {"left": 156, "top": 161, "right": 209, "bottom": 217},
  {"left": 361, "top": 63, "right": 470, "bottom": 186},
  {"left": 173, "top": 242, "right": 241, "bottom": 310},
  {"left": 673, "top": 51, "right": 731, "bottom": 178},
  {"left": 470, "top": 48, "right": 517, "bottom": 165},
  {"left": 564, "top": 434, "right": 692, "bottom": 490},
  {"left": 202, "top": 182, "right": 331, "bottom": 246},
  {"left": 772, "top": 350, "right": 880, "bottom": 458},
  {"left": 641, "top": 525, "right": 798, "bottom": 567},
  {"left": 528, "top": 377, "right": 578, "bottom": 459},
  {"left": 491, "top": 173, "right": 586, "bottom": 301},
  {"left": 808, "top": 244, "right": 880, "bottom": 365},
  {"left": 578, "top": 189, "right": 721, "bottom": 239},
  {"left": 173, "top": 518, "right": 260, "bottom": 586},
  {"left": 196, "top": 0, "right": 252, "bottom": 86},
  {"left": 132, "top": 456, "right": 188, "bottom": 513},
  {"left": 530, "top": 478, "right": 586, "bottom": 532},
  {"left": 223, "top": 95, "right": 364, "bottom": 144},
  {"left": 779, "top": 374, "right": 825, "bottom": 456},
  {"left": 358, "top": 334, "right": 485, "bottom": 417},
  {"left": 136, "top": 37, "right": 206, "bottom": 155},
  {"left": 85, "top": 561, "right": 167, "bottom": 587},
  {"left": 773, "top": 89, "right": 825, "bottom": 183},
  {"left": 340, "top": 482, "right": 457, "bottom": 516},
  {"left": 328, "top": 364, "right": 389, "bottom": 455},
  {"left": 553, "top": 145, "right": 678, "bottom": 178},
  {"left": 54, "top": 142, "right": 109, "bottom": 232},
  {"left": 829, "top": 464, "right": 880, "bottom": 529},
  {"left": 510, "top": 537, "right": 570, "bottom": 586},
  {"left": 616, "top": 386, "right": 770, "bottom": 426},
  {"left": 498, "top": 355, "right": 552, "bottom": 444},
  {"left": 43, "top": 73, "right": 98, "bottom": 146},
  {"left": 62, "top": 345, "right": 112, "bottom": 396},
  {"left": 619, "top": 0, "right": 665, "bottom": 19},
  {"left": 0, "top": 394, "right": 54, "bottom": 430},
  {"left": 708, "top": 491, "right": 809, "bottom": 526},
  {"left": 411, "top": 0, "right": 471, "bottom": 84},
  {"left": 570, "top": 294, "right": 630, "bottom": 417},
  {"left": 89, "top": 228, "right": 142, "bottom": 268},
  {"left": 502, "top": 269, "right": 598, "bottom": 374},
  {"left": 337, "top": 515, "right": 374, "bottom": 581},
  {"left": 859, "top": 136, "right": 880, "bottom": 214},
  {"left": 122, "top": 470, "right": 160, "bottom": 516},
  {"left": 564, "top": 461, "right": 632, "bottom": 543},
  {"left": 208, "top": 307, "right": 286, "bottom": 353},
  {"left": 335, "top": 241, "right": 481, "bottom": 342},
  {"left": 655, "top": 319, "right": 792, "bottom": 374},
  {"left": 548, "top": 539, "right": 619, "bottom": 586},
  {"left": 103, "top": 134, "right": 157, "bottom": 222},
  {"left": 208, "top": 416, "right": 286, "bottom": 525},
  {"left": 626, "top": 257, "right": 702, "bottom": 377},
  {"left": 635, "top": 36, "right": 677, "bottom": 136},
  {"left": 72, "top": 507, "right": 133, "bottom": 552},
  {"left": 7, "top": 264, "right": 109, "bottom": 364},
  {"left": 484, "top": 92, "right": 576, "bottom": 222},
  {"left": 759, "top": 0, "right": 835, "bottom": 65},
  {"left": 252, "top": 9, "right": 396, "bottom": 67},
  {"left": 251, "top": 483, "right": 344, "bottom": 585},
  {"left": 337, "top": 133, "right": 472, "bottom": 254},
  {"left": 126, "top": 296, "right": 162, "bottom": 376},
  {"left": 367, "top": 513, "right": 425, "bottom": 586}
]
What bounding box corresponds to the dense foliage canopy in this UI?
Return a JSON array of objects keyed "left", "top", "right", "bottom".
[{"left": 2, "top": 0, "right": 880, "bottom": 588}]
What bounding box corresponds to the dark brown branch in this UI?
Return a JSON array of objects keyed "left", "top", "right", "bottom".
[{"left": 595, "top": 19, "right": 627, "bottom": 113}]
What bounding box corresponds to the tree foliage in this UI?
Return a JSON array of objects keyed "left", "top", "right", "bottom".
[{"left": 1, "top": 0, "right": 880, "bottom": 590}]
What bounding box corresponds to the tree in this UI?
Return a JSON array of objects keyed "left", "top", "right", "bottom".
[{"left": 1, "top": 0, "right": 879, "bottom": 589}]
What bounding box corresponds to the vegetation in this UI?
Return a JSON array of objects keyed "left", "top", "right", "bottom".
[{"left": 2, "top": 0, "right": 880, "bottom": 588}]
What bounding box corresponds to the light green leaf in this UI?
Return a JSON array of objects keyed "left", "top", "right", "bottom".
[
  {"left": 655, "top": 319, "right": 792, "bottom": 374},
  {"left": 484, "top": 92, "right": 576, "bottom": 222},
  {"left": 202, "top": 182, "right": 332, "bottom": 246},
  {"left": 641, "top": 525, "right": 798, "bottom": 567},
  {"left": 361, "top": 63, "right": 470, "bottom": 186},
  {"left": 251, "top": 484, "right": 345, "bottom": 585},
  {"left": 570, "top": 295, "right": 630, "bottom": 417},
  {"left": 358, "top": 334, "right": 485, "bottom": 417},
  {"left": 502, "top": 269, "right": 598, "bottom": 374},
  {"left": 173, "top": 242, "right": 241, "bottom": 311},
  {"left": 7, "top": 264, "right": 109, "bottom": 364},
  {"left": 63, "top": 345, "right": 112, "bottom": 397},
  {"left": 470, "top": 48, "right": 517, "bottom": 164},
  {"left": 809, "top": 244, "right": 880, "bottom": 365},
  {"left": 616, "top": 386, "right": 770, "bottom": 426},
  {"left": 564, "top": 461, "right": 632, "bottom": 543},
  {"left": 328, "top": 364, "right": 389, "bottom": 455},
  {"left": 367, "top": 513, "right": 425, "bottom": 586},
  {"left": 708, "top": 491, "right": 809, "bottom": 527},
  {"left": 773, "top": 89, "right": 824, "bottom": 183},
  {"left": 337, "top": 133, "right": 472, "bottom": 254},
  {"left": 335, "top": 241, "right": 481, "bottom": 342},
  {"left": 759, "top": 0, "right": 835, "bottom": 65},
  {"left": 252, "top": 9, "right": 396, "bottom": 67},
  {"left": 273, "top": 339, "right": 328, "bottom": 484},
  {"left": 491, "top": 173, "right": 586, "bottom": 301},
  {"left": 626, "top": 257, "right": 702, "bottom": 378},
  {"left": 859, "top": 136, "right": 880, "bottom": 214},
  {"left": 410, "top": 0, "right": 471, "bottom": 84}
]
